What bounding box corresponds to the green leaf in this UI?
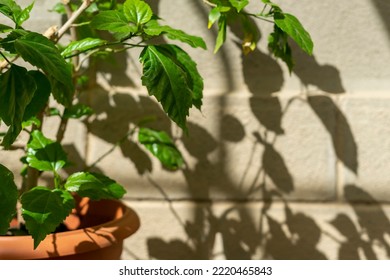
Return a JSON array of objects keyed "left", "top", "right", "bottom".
[
  {"left": 26, "top": 130, "right": 68, "bottom": 172},
  {"left": 123, "top": 0, "right": 152, "bottom": 25},
  {"left": 0, "top": 29, "right": 27, "bottom": 54},
  {"left": 0, "top": 164, "right": 18, "bottom": 235},
  {"left": 65, "top": 172, "right": 126, "bottom": 200},
  {"left": 0, "top": 0, "right": 22, "bottom": 24},
  {"left": 23, "top": 71, "right": 51, "bottom": 122},
  {"left": 140, "top": 45, "right": 203, "bottom": 130},
  {"left": 21, "top": 187, "right": 75, "bottom": 249},
  {"left": 61, "top": 37, "right": 107, "bottom": 58},
  {"left": 268, "top": 25, "right": 294, "bottom": 72},
  {"left": 214, "top": 15, "right": 227, "bottom": 53},
  {"left": 90, "top": 10, "right": 136, "bottom": 36},
  {"left": 0, "top": 64, "right": 36, "bottom": 147},
  {"left": 274, "top": 12, "right": 313, "bottom": 55},
  {"left": 22, "top": 116, "right": 41, "bottom": 129},
  {"left": 138, "top": 127, "right": 183, "bottom": 170},
  {"left": 0, "top": 23, "right": 12, "bottom": 33},
  {"left": 63, "top": 103, "right": 93, "bottom": 119},
  {"left": 48, "top": 74, "right": 74, "bottom": 107},
  {"left": 14, "top": 31, "right": 74, "bottom": 106},
  {"left": 144, "top": 21, "right": 207, "bottom": 49},
  {"left": 208, "top": 7, "right": 221, "bottom": 29},
  {"left": 15, "top": 1, "right": 33, "bottom": 26},
  {"left": 228, "top": 0, "right": 249, "bottom": 12}
]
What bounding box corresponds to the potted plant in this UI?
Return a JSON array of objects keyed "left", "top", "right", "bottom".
[{"left": 0, "top": 0, "right": 313, "bottom": 259}]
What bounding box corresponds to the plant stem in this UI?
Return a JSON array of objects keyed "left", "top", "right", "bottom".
[
  {"left": 0, "top": 51, "right": 11, "bottom": 65},
  {"left": 57, "top": 0, "right": 95, "bottom": 41},
  {"left": 203, "top": 0, "right": 217, "bottom": 8}
]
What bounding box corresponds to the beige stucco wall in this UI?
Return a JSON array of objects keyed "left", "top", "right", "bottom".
[{"left": 2, "top": 0, "right": 390, "bottom": 259}]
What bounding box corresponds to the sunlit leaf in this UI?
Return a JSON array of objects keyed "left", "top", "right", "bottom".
[
  {"left": 274, "top": 12, "right": 313, "bottom": 55},
  {"left": 65, "top": 172, "right": 126, "bottom": 200},
  {"left": 123, "top": 0, "right": 152, "bottom": 25},
  {"left": 21, "top": 187, "right": 74, "bottom": 248},
  {"left": 26, "top": 130, "right": 68, "bottom": 172}
]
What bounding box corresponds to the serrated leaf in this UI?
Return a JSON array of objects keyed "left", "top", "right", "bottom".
[
  {"left": 138, "top": 127, "right": 184, "bottom": 170},
  {"left": 214, "top": 15, "right": 227, "bottom": 53},
  {"left": 0, "top": 64, "right": 36, "bottom": 147},
  {"left": 90, "top": 10, "right": 136, "bottom": 36},
  {"left": 229, "top": 0, "right": 249, "bottom": 12},
  {"left": 21, "top": 187, "right": 75, "bottom": 249},
  {"left": 123, "top": 0, "right": 152, "bottom": 25},
  {"left": 0, "top": 29, "right": 27, "bottom": 54},
  {"left": 26, "top": 130, "right": 68, "bottom": 172},
  {"left": 63, "top": 103, "right": 93, "bottom": 119},
  {"left": 14, "top": 31, "right": 74, "bottom": 107},
  {"left": 65, "top": 172, "right": 126, "bottom": 200},
  {"left": 14, "top": 31, "right": 69, "bottom": 82},
  {"left": 140, "top": 45, "right": 203, "bottom": 130},
  {"left": 144, "top": 21, "right": 206, "bottom": 49},
  {"left": 23, "top": 71, "right": 51, "bottom": 122},
  {"left": 61, "top": 37, "right": 107, "bottom": 57},
  {"left": 274, "top": 12, "right": 313, "bottom": 55},
  {"left": 208, "top": 7, "right": 221, "bottom": 29},
  {"left": 0, "top": 164, "right": 18, "bottom": 235}
]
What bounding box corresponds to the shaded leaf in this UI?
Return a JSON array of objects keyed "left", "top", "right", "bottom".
[
  {"left": 21, "top": 187, "right": 75, "bottom": 249},
  {"left": 0, "top": 23, "right": 12, "bottom": 32},
  {"left": 140, "top": 45, "right": 203, "bottom": 130},
  {"left": 0, "top": 164, "right": 18, "bottom": 235},
  {"left": 268, "top": 25, "right": 293, "bottom": 72},
  {"left": 65, "top": 172, "right": 126, "bottom": 200},
  {"left": 23, "top": 71, "right": 51, "bottom": 122},
  {"left": 0, "top": 64, "right": 36, "bottom": 147},
  {"left": 63, "top": 103, "right": 93, "bottom": 119},
  {"left": 26, "top": 130, "right": 68, "bottom": 172},
  {"left": 138, "top": 127, "right": 184, "bottom": 170},
  {"left": 14, "top": 31, "right": 73, "bottom": 106}
]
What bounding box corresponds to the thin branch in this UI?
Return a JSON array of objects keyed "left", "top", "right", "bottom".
[
  {"left": 57, "top": 0, "right": 95, "bottom": 40},
  {"left": 203, "top": 0, "right": 217, "bottom": 8}
]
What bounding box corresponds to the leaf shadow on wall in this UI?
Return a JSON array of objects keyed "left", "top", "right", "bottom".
[
  {"left": 371, "top": 0, "right": 390, "bottom": 42},
  {"left": 330, "top": 185, "right": 390, "bottom": 259},
  {"left": 87, "top": 88, "right": 172, "bottom": 175}
]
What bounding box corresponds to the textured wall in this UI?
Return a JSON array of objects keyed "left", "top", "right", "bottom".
[{"left": 2, "top": 0, "right": 390, "bottom": 259}]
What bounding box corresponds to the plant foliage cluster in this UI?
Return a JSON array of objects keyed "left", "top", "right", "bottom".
[{"left": 0, "top": 0, "right": 312, "bottom": 248}]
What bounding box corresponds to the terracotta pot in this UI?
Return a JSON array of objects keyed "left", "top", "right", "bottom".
[{"left": 0, "top": 198, "right": 140, "bottom": 260}]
